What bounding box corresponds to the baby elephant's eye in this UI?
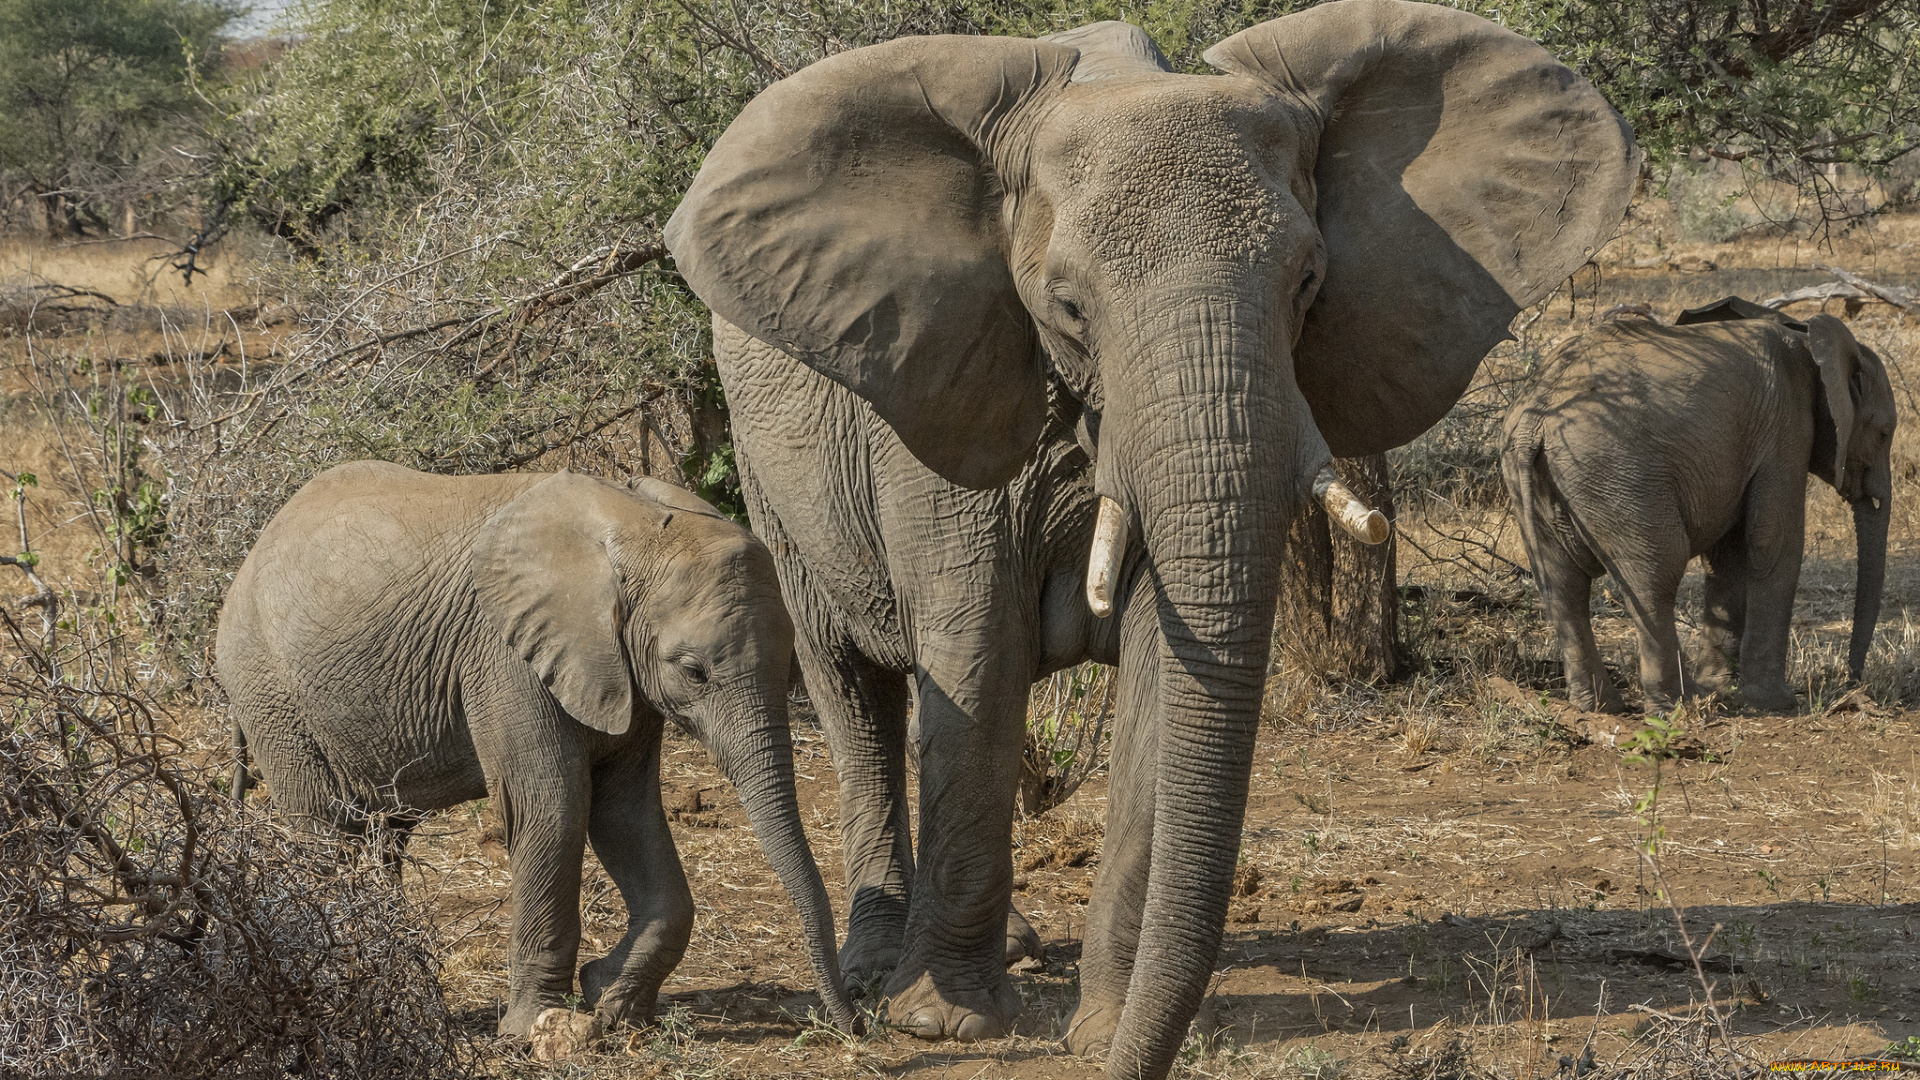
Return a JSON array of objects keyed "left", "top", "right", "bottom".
[{"left": 677, "top": 659, "right": 709, "bottom": 685}]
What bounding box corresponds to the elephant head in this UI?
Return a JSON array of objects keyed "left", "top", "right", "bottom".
[
  {"left": 667, "top": 4, "right": 1635, "bottom": 1072},
  {"left": 473, "top": 472, "right": 863, "bottom": 1032},
  {"left": 1678, "top": 298, "right": 1898, "bottom": 680}
]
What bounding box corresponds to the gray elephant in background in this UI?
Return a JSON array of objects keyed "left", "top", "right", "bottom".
[
  {"left": 1503, "top": 298, "right": 1896, "bottom": 713},
  {"left": 216, "top": 462, "right": 861, "bottom": 1040},
  {"left": 664, "top": 4, "right": 1638, "bottom": 1074}
]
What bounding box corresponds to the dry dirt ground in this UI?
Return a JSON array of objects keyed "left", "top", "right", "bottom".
[{"left": 5, "top": 202, "right": 1920, "bottom": 1078}]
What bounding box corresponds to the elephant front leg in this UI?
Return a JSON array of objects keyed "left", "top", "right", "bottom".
[
  {"left": 1736, "top": 478, "right": 1807, "bottom": 713},
  {"left": 794, "top": 635, "right": 915, "bottom": 991},
  {"left": 579, "top": 749, "right": 695, "bottom": 1032},
  {"left": 884, "top": 655, "right": 1027, "bottom": 1041},
  {"left": 494, "top": 774, "right": 591, "bottom": 1038}
]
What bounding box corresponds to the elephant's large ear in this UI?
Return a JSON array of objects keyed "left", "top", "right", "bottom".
[
  {"left": 666, "top": 37, "right": 1079, "bottom": 490},
  {"left": 628, "top": 476, "right": 730, "bottom": 521},
  {"left": 1809, "top": 313, "right": 1867, "bottom": 492},
  {"left": 1041, "top": 21, "right": 1172, "bottom": 80},
  {"left": 1207, "top": 0, "right": 1641, "bottom": 455},
  {"left": 473, "top": 472, "right": 642, "bottom": 735}
]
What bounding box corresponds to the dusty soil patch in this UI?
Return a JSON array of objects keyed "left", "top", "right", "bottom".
[{"left": 399, "top": 700, "right": 1920, "bottom": 1078}]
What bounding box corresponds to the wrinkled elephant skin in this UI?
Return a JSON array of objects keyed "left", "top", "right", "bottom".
[
  {"left": 1504, "top": 302, "right": 1897, "bottom": 714},
  {"left": 217, "top": 462, "right": 861, "bottom": 1040},
  {"left": 667, "top": 5, "right": 1638, "bottom": 1076}
]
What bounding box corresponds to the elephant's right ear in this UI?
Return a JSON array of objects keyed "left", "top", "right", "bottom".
[
  {"left": 1207, "top": 0, "right": 1641, "bottom": 456},
  {"left": 1808, "top": 314, "right": 1866, "bottom": 494},
  {"left": 665, "top": 37, "right": 1078, "bottom": 490},
  {"left": 473, "top": 473, "right": 634, "bottom": 735}
]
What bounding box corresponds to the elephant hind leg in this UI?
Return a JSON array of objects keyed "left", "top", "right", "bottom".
[
  {"left": 233, "top": 707, "right": 360, "bottom": 833},
  {"left": 579, "top": 745, "right": 693, "bottom": 1032},
  {"left": 1595, "top": 543, "right": 1691, "bottom": 714},
  {"left": 1510, "top": 464, "right": 1624, "bottom": 713},
  {"left": 1689, "top": 528, "right": 1747, "bottom": 692}
]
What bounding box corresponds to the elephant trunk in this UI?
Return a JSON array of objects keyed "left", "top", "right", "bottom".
[
  {"left": 710, "top": 687, "right": 865, "bottom": 1034},
  {"left": 1099, "top": 302, "right": 1310, "bottom": 1079},
  {"left": 1848, "top": 474, "right": 1891, "bottom": 682}
]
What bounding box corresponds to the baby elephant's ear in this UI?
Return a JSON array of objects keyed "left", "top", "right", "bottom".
[
  {"left": 627, "top": 476, "right": 730, "bottom": 521},
  {"left": 473, "top": 472, "right": 634, "bottom": 735},
  {"left": 1808, "top": 314, "right": 1865, "bottom": 493}
]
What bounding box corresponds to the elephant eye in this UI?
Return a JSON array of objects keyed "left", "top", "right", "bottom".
[
  {"left": 1049, "top": 286, "right": 1083, "bottom": 325},
  {"left": 676, "top": 658, "right": 709, "bottom": 685}
]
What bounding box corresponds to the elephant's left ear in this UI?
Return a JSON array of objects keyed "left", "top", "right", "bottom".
[
  {"left": 473, "top": 472, "right": 635, "bottom": 735},
  {"left": 1207, "top": 0, "right": 1641, "bottom": 456}
]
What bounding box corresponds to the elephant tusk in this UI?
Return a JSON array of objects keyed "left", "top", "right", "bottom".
[
  {"left": 1086, "top": 496, "right": 1125, "bottom": 619},
  {"left": 1313, "top": 465, "right": 1390, "bottom": 545}
]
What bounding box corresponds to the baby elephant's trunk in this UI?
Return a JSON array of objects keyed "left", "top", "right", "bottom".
[{"left": 710, "top": 688, "right": 865, "bottom": 1033}]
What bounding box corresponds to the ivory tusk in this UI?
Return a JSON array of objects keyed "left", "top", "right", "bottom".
[
  {"left": 1313, "top": 465, "right": 1390, "bottom": 545},
  {"left": 1085, "top": 496, "right": 1125, "bottom": 618}
]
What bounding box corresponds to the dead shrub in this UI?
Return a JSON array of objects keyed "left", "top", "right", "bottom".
[{"left": 0, "top": 611, "right": 470, "bottom": 1079}]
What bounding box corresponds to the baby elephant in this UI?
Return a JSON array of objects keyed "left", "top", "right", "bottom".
[
  {"left": 217, "top": 462, "right": 860, "bottom": 1039},
  {"left": 1504, "top": 298, "right": 1895, "bottom": 713}
]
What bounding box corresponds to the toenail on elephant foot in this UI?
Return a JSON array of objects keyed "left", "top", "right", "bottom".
[
  {"left": 1064, "top": 999, "right": 1121, "bottom": 1057},
  {"left": 884, "top": 972, "right": 1015, "bottom": 1042}
]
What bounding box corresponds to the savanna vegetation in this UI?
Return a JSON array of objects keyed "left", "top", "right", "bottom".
[{"left": 4, "top": 0, "right": 1920, "bottom": 1076}]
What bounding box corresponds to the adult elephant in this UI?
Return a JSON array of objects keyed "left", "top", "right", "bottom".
[
  {"left": 666, "top": 5, "right": 1638, "bottom": 1076},
  {"left": 1502, "top": 299, "right": 1896, "bottom": 713}
]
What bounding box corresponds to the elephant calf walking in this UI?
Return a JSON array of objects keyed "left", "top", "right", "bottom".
[
  {"left": 1502, "top": 299, "right": 1895, "bottom": 713},
  {"left": 217, "top": 462, "right": 859, "bottom": 1040}
]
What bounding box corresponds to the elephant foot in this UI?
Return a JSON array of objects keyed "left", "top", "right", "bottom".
[
  {"left": 839, "top": 921, "right": 906, "bottom": 997},
  {"left": 580, "top": 954, "right": 658, "bottom": 1031},
  {"left": 499, "top": 994, "right": 564, "bottom": 1038},
  {"left": 528, "top": 1008, "right": 604, "bottom": 1062},
  {"left": 1063, "top": 996, "right": 1122, "bottom": 1056},
  {"left": 1738, "top": 683, "right": 1798, "bottom": 714},
  {"left": 883, "top": 969, "right": 1017, "bottom": 1042},
  {"left": 1005, "top": 906, "right": 1044, "bottom": 967}
]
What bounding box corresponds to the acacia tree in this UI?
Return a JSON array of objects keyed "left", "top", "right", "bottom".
[
  {"left": 185, "top": 0, "right": 1917, "bottom": 677},
  {"left": 0, "top": 0, "right": 239, "bottom": 234},
  {"left": 1488, "top": 0, "right": 1920, "bottom": 220}
]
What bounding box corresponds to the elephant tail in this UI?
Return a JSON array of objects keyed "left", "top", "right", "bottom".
[
  {"left": 231, "top": 720, "right": 253, "bottom": 804},
  {"left": 1499, "top": 410, "right": 1549, "bottom": 547}
]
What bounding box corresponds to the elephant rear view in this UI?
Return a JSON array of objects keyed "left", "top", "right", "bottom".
[
  {"left": 1502, "top": 300, "right": 1895, "bottom": 713},
  {"left": 216, "top": 462, "right": 860, "bottom": 1042}
]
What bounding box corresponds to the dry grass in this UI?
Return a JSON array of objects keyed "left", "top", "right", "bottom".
[{"left": 5, "top": 182, "right": 1920, "bottom": 1078}]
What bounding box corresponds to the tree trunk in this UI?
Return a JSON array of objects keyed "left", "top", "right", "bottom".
[{"left": 1277, "top": 454, "right": 1400, "bottom": 682}]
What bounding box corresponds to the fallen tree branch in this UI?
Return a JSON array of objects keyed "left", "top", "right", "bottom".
[
  {"left": 1766, "top": 265, "right": 1916, "bottom": 311},
  {"left": 1815, "top": 263, "right": 1915, "bottom": 310}
]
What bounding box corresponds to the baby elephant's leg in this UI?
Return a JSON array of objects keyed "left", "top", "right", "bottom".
[
  {"left": 493, "top": 769, "right": 591, "bottom": 1037},
  {"left": 579, "top": 746, "right": 694, "bottom": 1031}
]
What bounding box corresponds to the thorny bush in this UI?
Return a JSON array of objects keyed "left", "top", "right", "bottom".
[{"left": 0, "top": 611, "right": 470, "bottom": 1079}]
